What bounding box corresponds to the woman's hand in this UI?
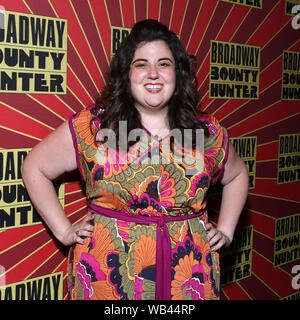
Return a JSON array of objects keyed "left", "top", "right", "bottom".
[
  {"left": 206, "top": 223, "right": 232, "bottom": 251},
  {"left": 60, "top": 214, "right": 94, "bottom": 246}
]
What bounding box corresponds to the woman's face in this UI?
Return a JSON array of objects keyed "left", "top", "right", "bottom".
[{"left": 129, "top": 40, "right": 176, "bottom": 114}]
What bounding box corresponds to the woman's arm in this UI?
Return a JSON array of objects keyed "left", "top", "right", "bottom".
[
  {"left": 21, "top": 121, "right": 94, "bottom": 246},
  {"left": 206, "top": 141, "right": 249, "bottom": 251}
]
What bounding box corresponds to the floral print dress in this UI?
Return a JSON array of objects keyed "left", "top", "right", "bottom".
[{"left": 67, "top": 105, "right": 229, "bottom": 300}]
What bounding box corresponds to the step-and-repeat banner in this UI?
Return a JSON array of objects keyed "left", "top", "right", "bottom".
[{"left": 0, "top": 0, "right": 299, "bottom": 300}]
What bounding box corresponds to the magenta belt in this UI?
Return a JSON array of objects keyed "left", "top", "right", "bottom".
[{"left": 88, "top": 203, "right": 205, "bottom": 300}]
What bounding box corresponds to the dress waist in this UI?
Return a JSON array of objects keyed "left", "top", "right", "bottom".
[{"left": 88, "top": 202, "right": 205, "bottom": 300}]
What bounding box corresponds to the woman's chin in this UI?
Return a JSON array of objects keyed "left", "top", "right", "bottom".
[{"left": 144, "top": 100, "right": 167, "bottom": 110}]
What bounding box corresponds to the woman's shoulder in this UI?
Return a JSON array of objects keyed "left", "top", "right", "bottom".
[
  {"left": 197, "top": 113, "right": 229, "bottom": 183},
  {"left": 71, "top": 104, "right": 104, "bottom": 129},
  {"left": 197, "top": 112, "right": 226, "bottom": 138}
]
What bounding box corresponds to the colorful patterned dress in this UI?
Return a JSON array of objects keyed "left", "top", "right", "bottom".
[{"left": 67, "top": 105, "right": 229, "bottom": 300}]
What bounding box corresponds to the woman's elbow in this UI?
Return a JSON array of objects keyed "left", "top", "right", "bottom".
[
  {"left": 21, "top": 154, "right": 33, "bottom": 181},
  {"left": 21, "top": 151, "right": 39, "bottom": 182}
]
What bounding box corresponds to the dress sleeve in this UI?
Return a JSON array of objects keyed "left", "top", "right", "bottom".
[
  {"left": 68, "top": 105, "right": 101, "bottom": 181},
  {"left": 198, "top": 114, "right": 229, "bottom": 185}
]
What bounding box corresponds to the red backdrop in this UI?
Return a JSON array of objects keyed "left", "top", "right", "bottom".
[{"left": 0, "top": 0, "right": 299, "bottom": 300}]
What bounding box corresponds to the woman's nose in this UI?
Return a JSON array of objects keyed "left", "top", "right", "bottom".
[{"left": 148, "top": 64, "right": 159, "bottom": 79}]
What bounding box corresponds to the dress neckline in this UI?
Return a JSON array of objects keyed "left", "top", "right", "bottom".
[{"left": 141, "top": 126, "right": 171, "bottom": 142}]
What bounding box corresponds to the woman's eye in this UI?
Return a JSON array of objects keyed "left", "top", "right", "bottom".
[
  {"left": 158, "top": 61, "right": 173, "bottom": 68},
  {"left": 134, "top": 63, "right": 146, "bottom": 68}
]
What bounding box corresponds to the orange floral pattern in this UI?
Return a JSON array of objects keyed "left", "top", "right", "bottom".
[{"left": 67, "top": 106, "right": 228, "bottom": 300}]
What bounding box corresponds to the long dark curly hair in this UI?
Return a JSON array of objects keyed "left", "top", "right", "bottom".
[{"left": 93, "top": 19, "right": 208, "bottom": 149}]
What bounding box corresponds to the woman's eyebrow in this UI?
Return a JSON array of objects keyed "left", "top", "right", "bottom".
[
  {"left": 158, "top": 58, "right": 174, "bottom": 63},
  {"left": 131, "top": 58, "right": 148, "bottom": 64},
  {"left": 132, "top": 57, "right": 174, "bottom": 64}
]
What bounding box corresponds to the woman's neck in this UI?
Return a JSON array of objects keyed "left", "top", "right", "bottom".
[{"left": 139, "top": 108, "right": 169, "bottom": 131}]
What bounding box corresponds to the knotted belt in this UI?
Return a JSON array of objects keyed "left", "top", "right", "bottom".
[{"left": 88, "top": 202, "right": 205, "bottom": 300}]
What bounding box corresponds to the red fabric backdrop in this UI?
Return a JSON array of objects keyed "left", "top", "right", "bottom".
[{"left": 0, "top": 0, "right": 299, "bottom": 300}]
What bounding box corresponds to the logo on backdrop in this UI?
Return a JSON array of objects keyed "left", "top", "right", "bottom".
[
  {"left": 0, "top": 272, "right": 63, "bottom": 300},
  {"left": 210, "top": 40, "right": 261, "bottom": 99},
  {"left": 230, "top": 136, "right": 257, "bottom": 189},
  {"left": 220, "top": 0, "right": 262, "bottom": 9},
  {"left": 277, "top": 134, "right": 300, "bottom": 184},
  {"left": 282, "top": 50, "right": 300, "bottom": 100},
  {"left": 0, "top": 10, "right": 67, "bottom": 94},
  {"left": 0, "top": 148, "right": 65, "bottom": 231},
  {"left": 274, "top": 214, "right": 300, "bottom": 267},
  {"left": 111, "top": 26, "right": 130, "bottom": 59},
  {"left": 220, "top": 225, "right": 253, "bottom": 285},
  {"left": 110, "top": 26, "right": 180, "bottom": 59}
]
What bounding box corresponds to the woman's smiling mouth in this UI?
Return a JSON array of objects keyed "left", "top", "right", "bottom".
[{"left": 144, "top": 83, "right": 163, "bottom": 93}]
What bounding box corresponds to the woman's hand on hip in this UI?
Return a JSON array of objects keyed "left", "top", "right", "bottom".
[
  {"left": 61, "top": 214, "right": 94, "bottom": 246},
  {"left": 206, "top": 223, "right": 232, "bottom": 251}
]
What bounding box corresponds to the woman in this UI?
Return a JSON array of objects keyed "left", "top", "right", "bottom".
[{"left": 21, "top": 20, "right": 249, "bottom": 300}]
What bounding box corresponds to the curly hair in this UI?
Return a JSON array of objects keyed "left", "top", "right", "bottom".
[{"left": 93, "top": 19, "right": 208, "bottom": 149}]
